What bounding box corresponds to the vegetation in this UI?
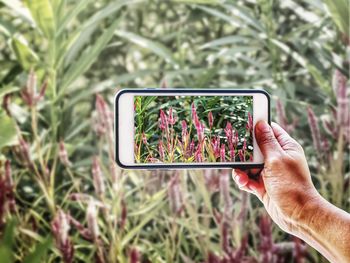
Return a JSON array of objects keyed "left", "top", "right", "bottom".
[{"left": 0, "top": 0, "right": 348, "bottom": 262}]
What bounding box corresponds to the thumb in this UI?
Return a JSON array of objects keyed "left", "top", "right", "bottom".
[{"left": 255, "top": 121, "right": 282, "bottom": 158}]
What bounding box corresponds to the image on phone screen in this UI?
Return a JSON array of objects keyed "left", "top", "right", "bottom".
[{"left": 134, "top": 95, "right": 254, "bottom": 164}]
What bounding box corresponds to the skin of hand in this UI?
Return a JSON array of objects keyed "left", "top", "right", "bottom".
[{"left": 232, "top": 121, "right": 350, "bottom": 263}]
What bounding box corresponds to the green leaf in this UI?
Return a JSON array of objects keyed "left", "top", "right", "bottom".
[
  {"left": 10, "top": 37, "right": 39, "bottom": 70},
  {"left": 324, "top": 0, "right": 349, "bottom": 36},
  {"left": 222, "top": 3, "right": 264, "bottom": 32},
  {"left": 0, "top": 220, "right": 16, "bottom": 263},
  {"left": 56, "top": 0, "right": 93, "bottom": 36},
  {"left": 0, "top": 0, "right": 35, "bottom": 24},
  {"left": 24, "top": 0, "right": 55, "bottom": 39},
  {"left": 200, "top": 35, "right": 251, "bottom": 49},
  {"left": 22, "top": 237, "right": 52, "bottom": 263},
  {"left": 0, "top": 85, "right": 20, "bottom": 98},
  {"left": 0, "top": 63, "right": 23, "bottom": 86},
  {"left": 171, "top": 0, "right": 221, "bottom": 4},
  {"left": 115, "top": 30, "right": 178, "bottom": 66},
  {"left": 195, "top": 5, "right": 245, "bottom": 28},
  {"left": 63, "top": 0, "right": 143, "bottom": 67},
  {"left": 0, "top": 18, "right": 15, "bottom": 37},
  {"left": 60, "top": 18, "right": 122, "bottom": 96},
  {"left": 0, "top": 110, "right": 18, "bottom": 150}
]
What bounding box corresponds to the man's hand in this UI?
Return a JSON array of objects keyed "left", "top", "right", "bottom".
[
  {"left": 232, "top": 121, "right": 319, "bottom": 233},
  {"left": 232, "top": 121, "right": 350, "bottom": 263}
]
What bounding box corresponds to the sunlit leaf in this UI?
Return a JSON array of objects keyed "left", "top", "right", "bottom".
[
  {"left": 0, "top": 110, "right": 18, "bottom": 149},
  {"left": 171, "top": 0, "right": 221, "bottom": 4},
  {"left": 24, "top": 0, "right": 55, "bottom": 39},
  {"left": 10, "top": 37, "right": 39, "bottom": 70},
  {"left": 22, "top": 237, "right": 52, "bottom": 263},
  {"left": 324, "top": 0, "right": 349, "bottom": 36}
]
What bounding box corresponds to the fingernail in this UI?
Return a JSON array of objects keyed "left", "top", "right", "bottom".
[{"left": 256, "top": 121, "right": 270, "bottom": 133}]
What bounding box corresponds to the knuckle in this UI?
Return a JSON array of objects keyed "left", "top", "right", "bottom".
[
  {"left": 267, "top": 156, "right": 281, "bottom": 167},
  {"left": 259, "top": 131, "right": 275, "bottom": 145}
]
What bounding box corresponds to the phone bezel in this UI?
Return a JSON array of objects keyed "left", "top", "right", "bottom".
[{"left": 115, "top": 88, "right": 271, "bottom": 169}]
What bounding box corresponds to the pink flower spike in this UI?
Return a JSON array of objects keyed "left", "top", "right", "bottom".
[
  {"left": 189, "top": 140, "right": 195, "bottom": 155},
  {"left": 195, "top": 148, "right": 203, "bottom": 162},
  {"left": 158, "top": 141, "right": 165, "bottom": 161},
  {"left": 211, "top": 136, "right": 221, "bottom": 159},
  {"left": 37, "top": 79, "right": 48, "bottom": 102},
  {"left": 92, "top": 157, "right": 105, "bottom": 197},
  {"left": 168, "top": 173, "right": 183, "bottom": 215},
  {"left": 307, "top": 107, "right": 322, "bottom": 156},
  {"left": 234, "top": 131, "right": 239, "bottom": 145},
  {"left": 243, "top": 139, "right": 247, "bottom": 151},
  {"left": 5, "top": 160, "right": 16, "bottom": 213},
  {"left": 220, "top": 144, "right": 225, "bottom": 162},
  {"left": 191, "top": 102, "right": 199, "bottom": 127},
  {"left": 238, "top": 149, "right": 245, "bottom": 162},
  {"left": 87, "top": 198, "right": 99, "bottom": 241},
  {"left": 208, "top": 111, "right": 214, "bottom": 129},
  {"left": 129, "top": 248, "right": 140, "bottom": 263},
  {"left": 276, "top": 100, "right": 287, "bottom": 131},
  {"left": 167, "top": 107, "right": 176, "bottom": 125},
  {"left": 142, "top": 133, "right": 148, "bottom": 145},
  {"left": 51, "top": 210, "right": 74, "bottom": 263},
  {"left": 333, "top": 70, "right": 349, "bottom": 127},
  {"left": 159, "top": 109, "right": 168, "bottom": 130},
  {"left": 246, "top": 112, "right": 253, "bottom": 132},
  {"left": 196, "top": 122, "right": 205, "bottom": 142},
  {"left": 224, "top": 122, "right": 233, "bottom": 141},
  {"left": 230, "top": 148, "right": 235, "bottom": 161},
  {"left": 59, "top": 141, "right": 71, "bottom": 167},
  {"left": 181, "top": 120, "right": 188, "bottom": 141}
]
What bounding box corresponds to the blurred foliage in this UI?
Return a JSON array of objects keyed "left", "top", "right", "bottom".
[{"left": 0, "top": 0, "right": 349, "bottom": 262}]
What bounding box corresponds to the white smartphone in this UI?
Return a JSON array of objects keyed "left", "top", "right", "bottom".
[{"left": 115, "top": 89, "right": 270, "bottom": 169}]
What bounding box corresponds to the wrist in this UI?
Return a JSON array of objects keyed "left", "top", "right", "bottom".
[{"left": 290, "top": 189, "right": 323, "bottom": 235}]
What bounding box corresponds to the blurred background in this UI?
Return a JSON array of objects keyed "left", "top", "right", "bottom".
[{"left": 0, "top": 0, "right": 349, "bottom": 262}]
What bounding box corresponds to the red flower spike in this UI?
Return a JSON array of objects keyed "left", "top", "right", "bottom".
[
  {"left": 51, "top": 210, "right": 74, "bottom": 263},
  {"left": 220, "top": 144, "right": 226, "bottom": 162},
  {"left": 208, "top": 111, "right": 214, "bottom": 129},
  {"left": 141, "top": 133, "right": 148, "bottom": 145},
  {"left": 59, "top": 141, "right": 71, "bottom": 167},
  {"left": 92, "top": 157, "right": 105, "bottom": 197},
  {"left": 167, "top": 107, "right": 176, "bottom": 125},
  {"left": 158, "top": 141, "right": 165, "bottom": 161}
]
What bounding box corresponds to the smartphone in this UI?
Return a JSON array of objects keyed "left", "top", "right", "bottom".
[{"left": 115, "top": 89, "right": 270, "bottom": 169}]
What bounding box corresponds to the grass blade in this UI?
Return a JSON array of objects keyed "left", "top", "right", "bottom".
[
  {"left": 59, "top": 18, "right": 122, "bottom": 95},
  {"left": 115, "top": 30, "right": 179, "bottom": 66},
  {"left": 324, "top": 0, "right": 349, "bottom": 36}
]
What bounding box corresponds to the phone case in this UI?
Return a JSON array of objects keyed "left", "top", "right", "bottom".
[{"left": 115, "top": 88, "right": 270, "bottom": 170}]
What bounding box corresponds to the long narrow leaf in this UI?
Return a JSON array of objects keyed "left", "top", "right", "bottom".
[
  {"left": 56, "top": 0, "right": 93, "bottom": 36},
  {"left": 324, "top": 0, "right": 349, "bottom": 36},
  {"left": 63, "top": 0, "right": 142, "bottom": 67},
  {"left": 60, "top": 18, "right": 122, "bottom": 95},
  {"left": 115, "top": 30, "right": 178, "bottom": 66}
]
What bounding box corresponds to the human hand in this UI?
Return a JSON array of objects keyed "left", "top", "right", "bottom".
[{"left": 232, "top": 121, "right": 320, "bottom": 234}]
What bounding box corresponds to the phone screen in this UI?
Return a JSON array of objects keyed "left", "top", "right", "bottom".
[{"left": 133, "top": 95, "right": 254, "bottom": 164}]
